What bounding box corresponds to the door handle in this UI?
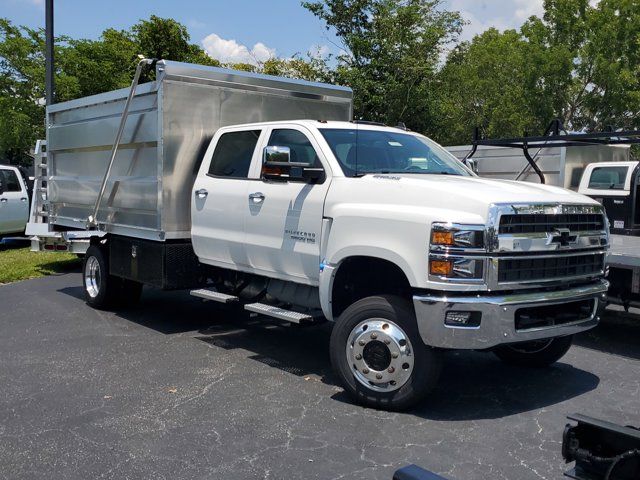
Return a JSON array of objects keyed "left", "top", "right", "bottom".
[
  {"left": 20, "top": 197, "right": 27, "bottom": 202},
  {"left": 0, "top": 198, "right": 7, "bottom": 203},
  {"left": 194, "top": 188, "right": 208, "bottom": 199},
  {"left": 249, "top": 192, "right": 265, "bottom": 204}
]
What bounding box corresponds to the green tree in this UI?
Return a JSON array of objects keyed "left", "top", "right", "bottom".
[
  {"left": 435, "top": 0, "right": 640, "bottom": 145},
  {"left": 303, "top": 0, "right": 463, "bottom": 132}
]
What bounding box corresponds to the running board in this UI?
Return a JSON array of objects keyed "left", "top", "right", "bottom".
[
  {"left": 244, "top": 303, "right": 321, "bottom": 324},
  {"left": 190, "top": 289, "right": 239, "bottom": 304}
]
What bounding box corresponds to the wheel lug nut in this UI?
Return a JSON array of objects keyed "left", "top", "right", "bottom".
[
  {"left": 358, "top": 340, "right": 366, "bottom": 346},
  {"left": 370, "top": 333, "right": 377, "bottom": 340},
  {"left": 391, "top": 352, "right": 399, "bottom": 358},
  {"left": 376, "top": 373, "right": 383, "bottom": 380},
  {"left": 355, "top": 354, "right": 362, "bottom": 360},
  {"left": 362, "top": 368, "right": 370, "bottom": 374},
  {"left": 383, "top": 339, "right": 390, "bottom": 345},
  {"left": 388, "top": 366, "right": 395, "bottom": 373}
]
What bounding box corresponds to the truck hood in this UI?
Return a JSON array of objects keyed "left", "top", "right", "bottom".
[{"left": 327, "top": 174, "right": 600, "bottom": 223}]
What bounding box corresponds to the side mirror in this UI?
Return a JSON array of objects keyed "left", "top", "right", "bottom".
[
  {"left": 263, "top": 145, "right": 312, "bottom": 168},
  {"left": 466, "top": 158, "right": 479, "bottom": 174}
]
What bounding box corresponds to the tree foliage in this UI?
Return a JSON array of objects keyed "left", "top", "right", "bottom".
[
  {"left": 304, "top": 0, "right": 463, "bottom": 131},
  {"left": 435, "top": 0, "right": 640, "bottom": 145}
]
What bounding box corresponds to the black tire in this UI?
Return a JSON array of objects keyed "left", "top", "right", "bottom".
[
  {"left": 330, "top": 295, "right": 442, "bottom": 411},
  {"left": 493, "top": 335, "right": 573, "bottom": 367},
  {"left": 82, "top": 245, "right": 143, "bottom": 309}
]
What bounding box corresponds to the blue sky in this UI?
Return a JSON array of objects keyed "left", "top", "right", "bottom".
[{"left": 1, "top": 0, "right": 545, "bottom": 64}]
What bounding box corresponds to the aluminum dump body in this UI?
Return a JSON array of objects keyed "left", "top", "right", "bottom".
[
  {"left": 446, "top": 144, "right": 630, "bottom": 190},
  {"left": 47, "top": 60, "right": 353, "bottom": 241}
]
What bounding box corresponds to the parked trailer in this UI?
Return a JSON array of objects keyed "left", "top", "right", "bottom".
[{"left": 446, "top": 127, "right": 640, "bottom": 310}]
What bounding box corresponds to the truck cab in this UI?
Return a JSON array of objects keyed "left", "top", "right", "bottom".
[
  {"left": 0, "top": 165, "right": 29, "bottom": 237},
  {"left": 578, "top": 161, "right": 640, "bottom": 235}
]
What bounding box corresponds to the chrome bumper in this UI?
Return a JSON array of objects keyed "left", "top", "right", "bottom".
[{"left": 413, "top": 279, "right": 608, "bottom": 349}]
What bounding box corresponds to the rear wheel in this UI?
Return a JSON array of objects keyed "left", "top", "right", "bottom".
[
  {"left": 83, "top": 245, "right": 142, "bottom": 309},
  {"left": 493, "top": 335, "right": 573, "bottom": 367},
  {"left": 330, "top": 295, "right": 441, "bottom": 411}
]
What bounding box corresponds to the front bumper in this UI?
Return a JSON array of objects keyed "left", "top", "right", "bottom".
[{"left": 413, "top": 279, "right": 608, "bottom": 349}]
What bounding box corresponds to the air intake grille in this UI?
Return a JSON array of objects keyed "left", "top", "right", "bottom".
[
  {"left": 499, "top": 214, "right": 604, "bottom": 234},
  {"left": 498, "top": 253, "right": 605, "bottom": 283}
]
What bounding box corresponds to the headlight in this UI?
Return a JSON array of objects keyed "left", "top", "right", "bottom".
[
  {"left": 429, "top": 223, "right": 486, "bottom": 281},
  {"left": 429, "top": 256, "right": 484, "bottom": 279},
  {"left": 430, "top": 223, "right": 484, "bottom": 249}
]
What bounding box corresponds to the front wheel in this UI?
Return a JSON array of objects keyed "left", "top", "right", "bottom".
[
  {"left": 493, "top": 335, "right": 573, "bottom": 367},
  {"left": 330, "top": 295, "right": 442, "bottom": 411}
]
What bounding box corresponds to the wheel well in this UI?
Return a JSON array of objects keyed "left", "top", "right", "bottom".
[{"left": 331, "top": 256, "right": 412, "bottom": 319}]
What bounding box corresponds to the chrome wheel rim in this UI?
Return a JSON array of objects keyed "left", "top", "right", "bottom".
[
  {"left": 346, "top": 318, "right": 414, "bottom": 393},
  {"left": 84, "top": 256, "right": 101, "bottom": 299}
]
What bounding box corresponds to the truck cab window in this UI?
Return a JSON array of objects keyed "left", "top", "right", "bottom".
[
  {"left": 267, "top": 129, "right": 321, "bottom": 168},
  {"left": 0, "top": 169, "right": 21, "bottom": 192},
  {"left": 588, "top": 166, "right": 628, "bottom": 190},
  {"left": 208, "top": 130, "right": 261, "bottom": 178}
]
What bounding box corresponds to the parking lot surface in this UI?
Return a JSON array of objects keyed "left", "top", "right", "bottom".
[{"left": 1, "top": 272, "right": 639, "bottom": 480}]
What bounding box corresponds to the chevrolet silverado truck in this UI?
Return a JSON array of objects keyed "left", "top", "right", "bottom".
[{"left": 28, "top": 61, "right": 609, "bottom": 410}]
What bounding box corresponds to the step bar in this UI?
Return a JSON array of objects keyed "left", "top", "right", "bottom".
[{"left": 190, "top": 289, "right": 239, "bottom": 304}]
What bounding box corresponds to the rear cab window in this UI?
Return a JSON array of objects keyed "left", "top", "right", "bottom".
[
  {"left": 208, "top": 130, "right": 261, "bottom": 179},
  {"left": 588, "top": 166, "right": 629, "bottom": 191}
]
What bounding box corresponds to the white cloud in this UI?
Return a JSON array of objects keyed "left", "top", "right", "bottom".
[
  {"left": 201, "top": 33, "right": 275, "bottom": 65},
  {"left": 446, "top": 0, "right": 546, "bottom": 42}
]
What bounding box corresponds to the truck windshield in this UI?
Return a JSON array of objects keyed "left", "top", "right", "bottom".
[
  {"left": 588, "top": 166, "right": 628, "bottom": 190},
  {"left": 319, "top": 128, "right": 472, "bottom": 177}
]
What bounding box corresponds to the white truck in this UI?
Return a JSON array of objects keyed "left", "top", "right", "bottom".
[
  {"left": 28, "top": 60, "right": 609, "bottom": 410},
  {"left": 0, "top": 165, "right": 29, "bottom": 237}
]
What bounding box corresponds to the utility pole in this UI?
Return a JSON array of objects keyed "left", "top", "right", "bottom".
[{"left": 45, "top": 0, "right": 54, "bottom": 106}]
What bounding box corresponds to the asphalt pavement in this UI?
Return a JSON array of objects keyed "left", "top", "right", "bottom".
[{"left": 0, "top": 272, "right": 639, "bottom": 480}]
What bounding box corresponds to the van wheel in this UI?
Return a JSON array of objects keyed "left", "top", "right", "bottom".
[
  {"left": 493, "top": 335, "right": 573, "bottom": 367},
  {"left": 83, "top": 245, "right": 142, "bottom": 309},
  {"left": 330, "top": 295, "right": 442, "bottom": 411}
]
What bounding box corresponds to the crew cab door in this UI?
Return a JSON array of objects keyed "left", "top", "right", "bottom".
[
  {"left": 0, "top": 167, "right": 29, "bottom": 235},
  {"left": 192, "top": 128, "right": 265, "bottom": 267},
  {"left": 244, "top": 126, "right": 331, "bottom": 284}
]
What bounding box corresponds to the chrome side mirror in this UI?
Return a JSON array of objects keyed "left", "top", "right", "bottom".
[
  {"left": 263, "top": 145, "right": 312, "bottom": 167},
  {"left": 263, "top": 145, "right": 291, "bottom": 166}
]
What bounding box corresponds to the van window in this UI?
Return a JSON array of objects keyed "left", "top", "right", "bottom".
[
  {"left": 0, "top": 169, "right": 22, "bottom": 192},
  {"left": 588, "top": 166, "right": 628, "bottom": 190},
  {"left": 208, "top": 130, "right": 261, "bottom": 178}
]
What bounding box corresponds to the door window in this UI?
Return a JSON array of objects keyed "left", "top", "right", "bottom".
[
  {"left": 0, "top": 169, "right": 21, "bottom": 192},
  {"left": 208, "top": 130, "right": 261, "bottom": 178},
  {"left": 267, "top": 129, "right": 322, "bottom": 168}
]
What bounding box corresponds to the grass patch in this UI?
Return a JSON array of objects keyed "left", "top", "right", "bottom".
[{"left": 0, "top": 246, "right": 81, "bottom": 284}]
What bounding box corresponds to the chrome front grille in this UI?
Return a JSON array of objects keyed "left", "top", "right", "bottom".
[
  {"left": 498, "top": 253, "right": 606, "bottom": 283},
  {"left": 499, "top": 213, "right": 605, "bottom": 234}
]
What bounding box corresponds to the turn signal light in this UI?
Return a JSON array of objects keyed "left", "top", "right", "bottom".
[
  {"left": 430, "top": 259, "right": 453, "bottom": 276},
  {"left": 431, "top": 231, "right": 455, "bottom": 246}
]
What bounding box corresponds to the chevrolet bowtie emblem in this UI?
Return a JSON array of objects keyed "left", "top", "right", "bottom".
[{"left": 547, "top": 228, "right": 577, "bottom": 247}]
